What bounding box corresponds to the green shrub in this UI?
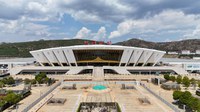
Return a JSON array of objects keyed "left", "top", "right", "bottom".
[
  {"left": 4, "top": 92, "right": 21, "bottom": 105},
  {"left": 176, "top": 75, "right": 182, "bottom": 84},
  {"left": 170, "top": 76, "right": 176, "bottom": 82},
  {"left": 24, "top": 78, "right": 31, "bottom": 85},
  {"left": 179, "top": 91, "right": 192, "bottom": 104},
  {"left": 31, "top": 79, "right": 36, "bottom": 85},
  {"left": 35, "top": 72, "right": 49, "bottom": 84},
  {"left": 182, "top": 76, "right": 190, "bottom": 88},
  {"left": 164, "top": 74, "right": 170, "bottom": 81},
  {"left": 173, "top": 91, "right": 200, "bottom": 111},
  {"left": 173, "top": 90, "right": 183, "bottom": 100},
  {"left": 1, "top": 77, "right": 15, "bottom": 85}
]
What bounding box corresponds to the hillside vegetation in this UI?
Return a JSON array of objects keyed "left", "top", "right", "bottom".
[
  {"left": 0, "top": 39, "right": 90, "bottom": 57},
  {"left": 116, "top": 38, "right": 200, "bottom": 52},
  {"left": 1, "top": 38, "right": 200, "bottom": 57}
]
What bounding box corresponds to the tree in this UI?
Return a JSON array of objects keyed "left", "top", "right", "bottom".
[
  {"left": 24, "top": 78, "right": 31, "bottom": 85},
  {"left": 173, "top": 90, "right": 200, "bottom": 111},
  {"left": 198, "top": 81, "right": 200, "bottom": 88},
  {"left": 48, "top": 78, "right": 55, "bottom": 85},
  {"left": 164, "top": 74, "right": 170, "bottom": 81},
  {"left": 35, "top": 72, "right": 47, "bottom": 79},
  {"left": 7, "top": 77, "right": 15, "bottom": 85},
  {"left": 35, "top": 72, "right": 47, "bottom": 84},
  {"left": 2, "top": 77, "right": 15, "bottom": 85},
  {"left": 170, "top": 76, "right": 176, "bottom": 82},
  {"left": 43, "top": 77, "right": 49, "bottom": 84},
  {"left": 176, "top": 75, "right": 182, "bottom": 84},
  {"left": 0, "top": 100, "right": 6, "bottom": 107},
  {"left": 36, "top": 77, "right": 43, "bottom": 84},
  {"left": 188, "top": 97, "right": 200, "bottom": 111},
  {"left": 190, "top": 78, "right": 196, "bottom": 89},
  {"left": 173, "top": 90, "right": 183, "bottom": 100},
  {"left": 179, "top": 91, "right": 192, "bottom": 105},
  {"left": 182, "top": 76, "right": 190, "bottom": 89},
  {"left": 31, "top": 79, "right": 36, "bottom": 85},
  {"left": 4, "top": 92, "right": 21, "bottom": 105},
  {"left": 0, "top": 81, "right": 4, "bottom": 88}
]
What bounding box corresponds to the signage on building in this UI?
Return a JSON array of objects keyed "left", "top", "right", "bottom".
[{"left": 84, "top": 41, "right": 112, "bottom": 45}]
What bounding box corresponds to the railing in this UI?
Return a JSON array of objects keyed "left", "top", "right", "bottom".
[
  {"left": 140, "top": 83, "right": 180, "bottom": 112},
  {"left": 72, "top": 94, "right": 82, "bottom": 112},
  {"left": 21, "top": 81, "right": 61, "bottom": 112}
]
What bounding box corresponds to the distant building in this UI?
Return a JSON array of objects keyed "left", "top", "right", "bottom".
[
  {"left": 181, "top": 50, "right": 190, "bottom": 55},
  {"left": 193, "top": 57, "right": 200, "bottom": 60},
  {"left": 196, "top": 50, "right": 200, "bottom": 54},
  {"left": 168, "top": 52, "right": 178, "bottom": 55},
  {"left": 161, "top": 58, "right": 200, "bottom": 73}
]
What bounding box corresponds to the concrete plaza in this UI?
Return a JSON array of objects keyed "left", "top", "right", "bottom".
[{"left": 38, "top": 82, "right": 173, "bottom": 112}]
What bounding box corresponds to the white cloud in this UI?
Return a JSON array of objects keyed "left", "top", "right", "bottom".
[
  {"left": 0, "top": 17, "right": 49, "bottom": 37},
  {"left": 73, "top": 27, "right": 91, "bottom": 39},
  {"left": 0, "top": 15, "right": 69, "bottom": 42},
  {"left": 184, "top": 25, "right": 200, "bottom": 39},
  {"left": 140, "top": 0, "right": 162, "bottom": 5},
  {"left": 74, "top": 27, "right": 107, "bottom": 40},
  {"left": 0, "top": 0, "right": 200, "bottom": 42},
  {"left": 103, "top": 0, "right": 132, "bottom": 13},
  {"left": 57, "top": 0, "right": 134, "bottom": 22},
  {"left": 109, "top": 10, "right": 200, "bottom": 39},
  {"left": 70, "top": 10, "right": 101, "bottom": 22},
  {"left": 109, "top": 20, "right": 134, "bottom": 38},
  {"left": 93, "top": 27, "right": 106, "bottom": 40},
  {"left": 27, "top": 2, "right": 47, "bottom": 13}
]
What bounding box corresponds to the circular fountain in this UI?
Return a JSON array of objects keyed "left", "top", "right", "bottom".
[
  {"left": 87, "top": 85, "right": 110, "bottom": 93},
  {"left": 93, "top": 85, "right": 107, "bottom": 90}
]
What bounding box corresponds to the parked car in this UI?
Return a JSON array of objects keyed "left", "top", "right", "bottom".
[{"left": 196, "top": 89, "right": 200, "bottom": 96}]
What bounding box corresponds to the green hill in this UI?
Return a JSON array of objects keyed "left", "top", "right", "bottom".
[
  {"left": 1, "top": 38, "right": 200, "bottom": 58},
  {"left": 0, "top": 39, "right": 91, "bottom": 57}
]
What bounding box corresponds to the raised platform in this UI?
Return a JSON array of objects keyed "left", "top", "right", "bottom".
[{"left": 10, "top": 66, "right": 188, "bottom": 75}]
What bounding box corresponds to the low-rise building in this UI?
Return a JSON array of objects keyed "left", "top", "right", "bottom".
[
  {"left": 196, "top": 50, "right": 200, "bottom": 54},
  {"left": 181, "top": 50, "right": 190, "bottom": 55}
]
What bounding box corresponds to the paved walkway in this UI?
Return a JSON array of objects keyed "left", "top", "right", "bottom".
[
  {"left": 38, "top": 83, "right": 174, "bottom": 112},
  {"left": 4, "top": 86, "right": 50, "bottom": 112}
]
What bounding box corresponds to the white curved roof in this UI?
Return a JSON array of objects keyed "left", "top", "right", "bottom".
[
  {"left": 31, "top": 45, "right": 165, "bottom": 53},
  {"left": 30, "top": 45, "right": 165, "bottom": 67}
]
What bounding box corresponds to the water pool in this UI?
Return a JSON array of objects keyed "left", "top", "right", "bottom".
[{"left": 93, "top": 85, "right": 107, "bottom": 90}]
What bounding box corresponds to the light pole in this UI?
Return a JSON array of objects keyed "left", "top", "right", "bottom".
[
  {"left": 15, "top": 104, "right": 18, "bottom": 112},
  {"left": 39, "top": 90, "right": 42, "bottom": 97}
]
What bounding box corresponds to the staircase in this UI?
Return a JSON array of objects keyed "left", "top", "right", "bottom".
[
  {"left": 92, "top": 67, "right": 104, "bottom": 81},
  {"left": 112, "top": 67, "right": 131, "bottom": 74}
]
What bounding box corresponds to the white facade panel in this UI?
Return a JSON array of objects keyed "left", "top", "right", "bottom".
[
  {"left": 129, "top": 49, "right": 143, "bottom": 64},
  {"left": 134, "top": 50, "right": 144, "bottom": 66},
  {"left": 30, "top": 51, "right": 49, "bottom": 63},
  {"left": 153, "top": 53, "right": 165, "bottom": 66},
  {"left": 63, "top": 48, "right": 77, "bottom": 66},
  {"left": 43, "top": 50, "right": 59, "bottom": 63},
  {"left": 52, "top": 49, "right": 68, "bottom": 64},
  {"left": 120, "top": 48, "right": 134, "bottom": 65},
  {"left": 137, "top": 50, "right": 153, "bottom": 64},
  {"left": 147, "top": 52, "right": 160, "bottom": 63},
  {"left": 142, "top": 51, "right": 153, "bottom": 66}
]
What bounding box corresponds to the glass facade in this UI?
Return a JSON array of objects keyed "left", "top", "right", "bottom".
[{"left": 73, "top": 49, "right": 123, "bottom": 66}]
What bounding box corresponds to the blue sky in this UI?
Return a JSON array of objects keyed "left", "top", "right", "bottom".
[{"left": 0, "top": 0, "right": 200, "bottom": 43}]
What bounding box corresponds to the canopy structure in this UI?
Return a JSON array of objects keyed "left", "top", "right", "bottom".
[
  {"left": 9, "top": 45, "right": 189, "bottom": 75},
  {"left": 30, "top": 45, "right": 165, "bottom": 67}
]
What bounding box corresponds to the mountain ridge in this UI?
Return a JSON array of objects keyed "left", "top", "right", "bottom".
[
  {"left": 115, "top": 38, "right": 200, "bottom": 52},
  {"left": 0, "top": 38, "right": 200, "bottom": 57}
]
